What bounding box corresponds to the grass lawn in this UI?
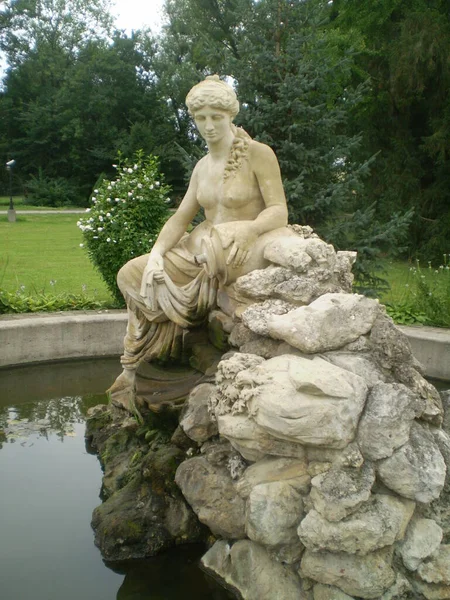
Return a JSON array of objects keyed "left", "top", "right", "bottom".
[{"left": 0, "top": 213, "right": 113, "bottom": 303}]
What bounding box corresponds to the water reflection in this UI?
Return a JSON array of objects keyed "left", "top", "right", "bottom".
[{"left": 0, "top": 359, "right": 235, "bottom": 600}]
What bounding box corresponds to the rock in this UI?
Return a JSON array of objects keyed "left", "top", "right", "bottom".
[
  {"left": 228, "top": 322, "right": 261, "bottom": 347},
  {"left": 273, "top": 275, "right": 342, "bottom": 305},
  {"left": 236, "top": 456, "right": 310, "bottom": 498},
  {"left": 321, "top": 352, "right": 386, "bottom": 387},
  {"left": 208, "top": 309, "right": 233, "bottom": 350},
  {"left": 309, "top": 462, "right": 375, "bottom": 522},
  {"left": 234, "top": 266, "right": 291, "bottom": 300},
  {"left": 248, "top": 355, "right": 368, "bottom": 449},
  {"left": 246, "top": 481, "right": 304, "bottom": 546},
  {"left": 432, "top": 428, "right": 450, "bottom": 491},
  {"left": 413, "top": 580, "right": 450, "bottom": 600},
  {"left": 418, "top": 545, "right": 450, "bottom": 585},
  {"left": 380, "top": 573, "right": 413, "bottom": 600},
  {"left": 242, "top": 299, "right": 298, "bottom": 337},
  {"left": 377, "top": 421, "right": 446, "bottom": 503},
  {"left": 201, "top": 539, "right": 303, "bottom": 600},
  {"left": 313, "top": 584, "right": 355, "bottom": 600},
  {"left": 179, "top": 383, "right": 218, "bottom": 443},
  {"left": 370, "top": 315, "right": 414, "bottom": 370},
  {"left": 217, "top": 413, "right": 307, "bottom": 462},
  {"left": 399, "top": 517, "right": 443, "bottom": 571},
  {"left": 394, "top": 365, "right": 443, "bottom": 426},
  {"left": 267, "top": 293, "right": 380, "bottom": 353},
  {"left": 298, "top": 494, "right": 414, "bottom": 555},
  {"left": 240, "top": 336, "right": 284, "bottom": 358},
  {"left": 441, "top": 390, "right": 450, "bottom": 432},
  {"left": 91, "top": 446, "right": 203, "bottom": 561},
  {"left": 210, "top": 352, "right": 265, "bottom": 417},
  {"left": 175, "top": 456, "right": 246, "bottom": 538},
  {"left": 264, "top": 236, "right": 336, "bottom": 273},
  {"left": 300, "top": 547, "right": 396, "bottom": 599},
  {"left": 357, "top": 382, "right": 424, "bottom": 460}
]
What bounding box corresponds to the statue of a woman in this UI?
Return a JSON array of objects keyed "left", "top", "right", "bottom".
[{"left": 109, "top": 75, "right": 288, "bottom": 410}]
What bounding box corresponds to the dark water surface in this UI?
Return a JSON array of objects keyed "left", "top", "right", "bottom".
[{"left": 0, "top": 359, "right": 234, "bottom": 600}]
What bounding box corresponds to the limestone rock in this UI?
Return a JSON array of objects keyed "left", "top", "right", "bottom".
[
  {"left": 228, "top": 322, "right": 261, "bottom": 348},
  {"left": 357, "top": 382, "right": 424, "bottom": 460},
  {"left": 300, "top": 547, "right": 395, "bottom": 599},
  {"left": 264, "top": 236, "right": 321, "bottom": 272},
  {"left": 321, "top": 352, "right": 386, "bottom": 387},
  {"left": 298, "top": 494, "right": 414, "bottom": 555},
  {"left": 242, "top": 299, "right": 298, "bottom": 337},
  {"left": 380, "top": 573, "right": 413, "bottom": 600},
  {"left": 217, "top": 413, "right": 307, "bottom": 462},
  {"left": 399, "top": 517, "right": 443, "bottom": 571},
  {"left": 313, "top": 583, "right": 355, "bottom": 600},
  {"left": 234, "top": 266, "right": 291, "bottom": 300},
  {"left": 179, "top": 383, "right": 217, "bottom": 443},
  {"left": 246, "top": 481, "right": 304, "bottom": 546},
  {"left": 441, "top": 390, "right": 450, "bottom": 433},
  {"left": 418, "top": 545, "right": 450, "bottom": 585},
  {"left": 267, "top": 293, "right": 380, "bottom": 353},
  {"left": 201, "top": 539, "right": 303, "bottom": 600},
  {"left": 248, "top": 355, "right": 368, "bottom": 449},
  {"left": 240, "top": 336, "right": 283, "bottom": 358},
  {"left": 91, "top": 446, "right": 203, "bottom": 561},
  {"left": 273, "top": 275, "right": 341, "bottom": 305},
  {"left": 377, "top": 421, "right": 446, "bottom": 503},
  {"left": 413, "top": 580, "right": 450, "bottom": 600},
  {"left": 433, "top": 428, "right": 450, "bottom": 491},
  {"left": 175, "top": 456, "right": 246, "bottom": 538},
  {"left": 394, "top": 365, "right": 443, "bottom": 426},
  {"left": 309, "top": 462, "right": 375, "bottom": 522},
  {"left": 370, "top": 315, "right": 415, "bottom": 370},
  {"left": 237, "top": 456, "right": 310, "bottom": 498}
]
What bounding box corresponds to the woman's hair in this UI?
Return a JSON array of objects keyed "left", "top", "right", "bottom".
[{"left": 185, "top": 75, "right": 240, "bottom": 118}]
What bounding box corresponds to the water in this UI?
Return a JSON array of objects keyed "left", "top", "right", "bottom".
[{"left": 0, "top": 359, "right": 234, "bottom": 600}]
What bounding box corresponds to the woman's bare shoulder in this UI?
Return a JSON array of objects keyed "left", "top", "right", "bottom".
[{"left": 248, "top": 139, "right": 278, "bottom": 166}]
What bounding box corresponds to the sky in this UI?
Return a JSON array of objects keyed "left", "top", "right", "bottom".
[{"left": 111, "top": 0, "right": 166, "bottom": 34}]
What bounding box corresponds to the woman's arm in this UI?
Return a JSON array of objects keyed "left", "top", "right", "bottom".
[
  {"left": 250, "top": 141, "right": 288, "bottom": 234},
  {"left": 150, "top": 165, "right": 201, "bottom": 258},
  {"left": 140, "top": 163, "right": 201, "bottom": 304}
]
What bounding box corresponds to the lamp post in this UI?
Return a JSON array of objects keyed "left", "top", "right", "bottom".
[{"left": 6, "top": 159, "right": 16, "bottom": 223}]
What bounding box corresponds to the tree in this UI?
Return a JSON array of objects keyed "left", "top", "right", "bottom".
[
  {"left": 160, "top": 0, "right": 412, "bottom": 292},
  {"left": 331, "top": 0, "right": 450, "bottom": 262}
]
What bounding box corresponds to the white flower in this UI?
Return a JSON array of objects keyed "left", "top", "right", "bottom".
[
  {"left": 127, "top": 168, "right": 133, "bottom": 174},
  {"left": 115, "top": 198, "right": 120, "bottom": 202},
  {"left": 92, "top": 197, "right": 96, "bottom": 201},
  {"left": 98, "top": 227, "right": 103, "bottom": 232},
  {"left": 79, "top": 243, "right": 84, "bottom": 248},
  {"left": 149, "top": 184, "right": 154, "bottom": 190},
  {"left": 85, "top": 208, "right": 91, "bottom": 212},
  {"left": 107, "top": 185, "right": 112, "bottom": 190},
  {"left": 134, "top": 164, "right": 138, "bottom": 170},
  {"left": 99, "top": 215, "right": 104, "bottom": 222},
  {"left": 106, "top": 237, "right": 111, "bottom": 242},
  {"left": 77, "top": 220, "right": 81, "bottom": 226},
  {"left": 106, "top": 212, "right": 111, "bottom": 217},
  {"left": 155, "top": 181, "right": 160, "bottom": 186},
  {"left": 112, "top": 164, "right": 117, "bottom": 168},
  {"left": 106, "top": 198, "right": 111, "bottom": 202},
  {"left": 94, "top": 189, "right": 99, "bottom": 193},
  {"left": 137, "top": 183, "right": 143, "bottom": 189},
  {"left": 128, "top": 192, "right": 132, "bottom": 197}
]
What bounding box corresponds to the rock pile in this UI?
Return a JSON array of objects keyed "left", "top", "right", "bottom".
[{"left": 175, "top": 227, "right": 449, "bottom": 600}]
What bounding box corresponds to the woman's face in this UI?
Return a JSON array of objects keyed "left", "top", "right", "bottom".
[{"left": 193, "top": 105, "right": 232, "bottom": 145}]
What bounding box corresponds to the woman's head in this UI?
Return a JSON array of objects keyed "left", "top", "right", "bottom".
[{"left": 185, "top": 75, "right": 239, "bottom": 119}]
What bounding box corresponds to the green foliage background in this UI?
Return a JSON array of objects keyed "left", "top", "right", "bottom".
[{"left": 1, "top": 0, "right": 449, "bottom": 290}]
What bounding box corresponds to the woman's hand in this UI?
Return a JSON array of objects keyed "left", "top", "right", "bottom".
[
  {"left": 139, "top": 251, "right": 165, "bottom": 309},
  {"left": 214, "top": 221, "right": 258, "bottom": 269}
]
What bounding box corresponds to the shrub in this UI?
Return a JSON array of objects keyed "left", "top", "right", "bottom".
[
  {"left": 0, "top": 287, "right": 110, "bottom": 314},
  {"left": 26, "top": 169, "right": 80, "bottom": 206},
  {"left": 77, "top": 151, "right": 171, "bottom": 303}
]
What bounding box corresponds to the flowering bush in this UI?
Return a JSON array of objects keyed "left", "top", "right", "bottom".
[{"left": 78, "top": 151, "right": 171, "bottom": 303}]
